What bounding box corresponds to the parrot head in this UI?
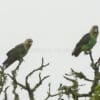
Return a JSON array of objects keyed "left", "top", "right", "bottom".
[
  {"left": 24, "top": 39, "right": 33, "bottom": 49},
  {"left": 90, "top": 25, "right": 99, "bottom": 37}
]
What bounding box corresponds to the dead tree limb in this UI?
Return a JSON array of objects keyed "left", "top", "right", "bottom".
[{"left": 7, "top": 57, "right": 50, "bottom": 100}]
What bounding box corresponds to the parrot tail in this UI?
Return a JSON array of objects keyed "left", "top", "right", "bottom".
[
  {"left": 72, "top": 48, "right": 81, "bottom": 57},
  {"left": 3, "top": 57, "right": 16, "bottom": 69}
]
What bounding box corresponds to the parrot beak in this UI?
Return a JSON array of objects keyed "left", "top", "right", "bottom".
[
  {"left": 29, "top": 41, "right": 33, "bottom": 46},
  {"left": 28, "top": 39, "right": 33, "bottom": 47},
  {"left": 94, "top": 28, "right": 98, "bottom": 33},
  {"left": 92, "top": 25, "right": 98, "bottom": 33}
]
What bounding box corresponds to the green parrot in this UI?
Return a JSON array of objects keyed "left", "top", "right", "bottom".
[
  {"left": 72, "top": 25, "right": 99, "bottom": 57},
  {"left": 3, "top": 39, "right": 33, "bottom": 69}
]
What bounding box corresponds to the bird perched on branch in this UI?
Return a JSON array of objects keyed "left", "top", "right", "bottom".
[
  {"left": 72, "top": 25, "right": 99, "bottom": 57},
  {"left": 2, "top": 39, "right": 33, "bottom": 69}
]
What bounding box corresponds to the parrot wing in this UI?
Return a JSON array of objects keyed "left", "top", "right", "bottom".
[
  {"left": 7, "top": 43, "right": 26, "bottom": 58},
  {"left": 76, "top": 33, "right": 90, "bottom": 47},
  {"left": 7, "top": 48, "right": 15, "bottom": 57},
  {"left": 3, "top": 44, "right": 26, "bottom": 69},
  {"left": 72, "top": 33, "right": 91, "bottom": 56}
]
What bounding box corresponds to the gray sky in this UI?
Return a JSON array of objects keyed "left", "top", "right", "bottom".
[{"left": 0, "top": 0, "right": 100, "bottom": 100}]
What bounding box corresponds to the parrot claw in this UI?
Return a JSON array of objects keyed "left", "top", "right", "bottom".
[
  {"left": 19, "top": 58, "right": 24, "bottom": 63},
  {"left": 84, "top": 51, "right": 91, "bottom": 55}
]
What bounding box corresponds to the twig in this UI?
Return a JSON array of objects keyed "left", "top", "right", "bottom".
[
  {"left": 32, "top": 73, "right": 50, "bottom": 92},
  {"left": 26, "top": 57, "right": 49, "bottom": 83},
  {"left": 65, "top": 68, "right": 93, "bottom": 82},
  {"left": 3, "top": 86, "right": 9, "bottom": 100},
  {"left": 45, "top": 83, "right": 64, "bottom": 100},
  {"left": 89, "top": 51, "right": 94, "bottom": 65}
]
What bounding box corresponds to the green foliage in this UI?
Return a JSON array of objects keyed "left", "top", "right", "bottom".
[{"left": 90, "top": 84, "right": 100, "bottom": 100}]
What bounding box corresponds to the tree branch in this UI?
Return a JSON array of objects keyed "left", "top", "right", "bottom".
[{"left": 32, "top": 73, "right": 50, "bottom": 92}]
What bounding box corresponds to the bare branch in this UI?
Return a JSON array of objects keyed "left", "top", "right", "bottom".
[
  {"left": 32, "top": 73, "right": 50, "bottom": 92},
  {"left": 26, "top": 57, "right": 49, "bottom": 84},
  {"left": 89, "top": 51, "right": 94, "bottom": 65},
  {"left": 3, "top": 86, "right": 9, "bottom": 100},
  {"left": 6, "top": 57, "right": 50, "bottom": 100},
  {"left": 65, "top": 68, "right": 93, "bottom": 82},
  {"left": 7, "top": 74, "right": 27, "bottom": 90},
  {"left": 61, "top": 51, "right": 100, "bottom": 99},
  {"left": 45, "top": 84, "right": 64, "bottom": 100}
]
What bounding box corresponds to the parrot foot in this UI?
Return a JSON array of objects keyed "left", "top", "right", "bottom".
[
  {"left": 19, "top": 58, "right": 24, "bottom": 63},
  {"left": 0, "top": 65, "right": 4, "bottom": 71},
  {"left": 16, "top": 58, "right": 24, "bottom": 70},
  {"left": 91, "top": 63, "right": 95, "bottom": 68},
  {"left": 2, "top": 64, "right": 8, "bottom": 70},
  {"left": 84, "top": 51, "right": 91, "bottom": 55}
]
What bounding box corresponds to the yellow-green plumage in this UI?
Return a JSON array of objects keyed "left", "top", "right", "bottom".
[{"left": 72, "top": 25, "right": 99, "bottom": 57}]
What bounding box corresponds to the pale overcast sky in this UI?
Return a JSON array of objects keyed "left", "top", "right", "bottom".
[{"left": 0, "top": 0, "right": 100, "bottom": 100}]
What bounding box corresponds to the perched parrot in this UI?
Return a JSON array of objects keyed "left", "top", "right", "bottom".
[
  {"left": 72, "top": 25, "right": 99, "bottom": 57},
  {"left": 3, "top": 39, "right": 33, "bottom": 69}
]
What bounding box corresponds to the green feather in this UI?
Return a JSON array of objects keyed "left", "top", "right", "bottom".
[{"left": 81, "top": 33, "right": 97, "bottom": 51}]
